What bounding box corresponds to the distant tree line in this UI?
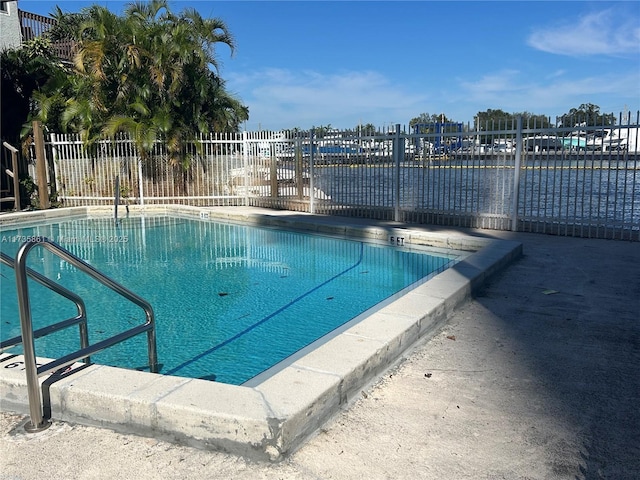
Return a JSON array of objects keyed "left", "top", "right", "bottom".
[
  {"left": 407, "top": 104, "right": 616, "bottom": 133},
  {"left": 293, "top": 105, "right": 618, "bottom": 137},
  {"left": 557, "top": 103, "right": 616, "bottom": 128}
]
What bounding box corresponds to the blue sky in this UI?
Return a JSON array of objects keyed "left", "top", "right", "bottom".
[{"left": 19, "top": 0, "right": 640, "bottom": 130}]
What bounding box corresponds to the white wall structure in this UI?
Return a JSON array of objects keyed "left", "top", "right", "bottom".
[{"left": 0, "top": 1, "right": 22, "bottom": 51}]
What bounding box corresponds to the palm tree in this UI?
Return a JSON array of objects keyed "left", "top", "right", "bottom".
[{"left": 41, "top": 1, "right": 248, "bottom": 182}]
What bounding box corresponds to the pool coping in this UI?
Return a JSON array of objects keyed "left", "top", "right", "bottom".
[{"left": 0, "top": 206, "right": 522, "bottom": 461}]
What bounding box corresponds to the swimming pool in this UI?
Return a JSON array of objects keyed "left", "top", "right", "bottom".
[
  {"left": 0, "top": 206, "right": 522, "bottom": 460},
  {"left": 1, "top": 215, "right": 457, "bottom": 385}
]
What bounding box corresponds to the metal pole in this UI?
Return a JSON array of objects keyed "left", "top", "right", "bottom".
[
  {"left": 310, "top": 129, "right": 315, "bottom": 214},
  {"left": 394, "top": 124, "right": 401, "bottom": 222},
  {"left": 295, "top": 137, "right": 303, "bottom": 201},
  {"left": 32, "top": 121, "right": 50, "bottom": 209},
  {"left": 49, "top": 133, "right": 59, "bottom": 207},
  {"left": 114, "top": 175, "right": 120, "bottom": 225},
  {"left": 14, "top": 241, "right": 51, "bottom": 432},
  {"left": 270, "top": 144, "right": 278, "bottom": 199},
  {"left": 2, "top": 141, "right": 21, "bottom": 211},
  {"left": 242, "top": 130, "right": 249, "bottom": 206},
  {"left": 137, "top": 159, "right": 144, "bottom": 206},
  {"left": 511, "top": 115, "right": 523, "bottom": 231},
  {"left": 10, "top": 148, "right": 21, "bottom": 211}
]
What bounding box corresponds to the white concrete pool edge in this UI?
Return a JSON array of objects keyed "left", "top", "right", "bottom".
[{"left": 0, "top": 206, "right": 522, "bottom": 461}]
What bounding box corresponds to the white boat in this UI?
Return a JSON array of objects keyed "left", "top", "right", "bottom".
[
  {"left": 590, "top": 128, "right": 629, "bottom": 152},
  {"left": 564, "top": 125, "right": 638, "bottom": 153},
  {"left": 491, "top": 140, "right": 515, "bottom": 154}
]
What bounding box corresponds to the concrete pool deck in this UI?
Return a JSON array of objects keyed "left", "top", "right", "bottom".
[{"left": 2, "top": 208, "right": 639, "bottom": 478}]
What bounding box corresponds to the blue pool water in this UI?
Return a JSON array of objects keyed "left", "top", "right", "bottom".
[{"left": 1, "top": 216, "right": 456, "bottom": 385}]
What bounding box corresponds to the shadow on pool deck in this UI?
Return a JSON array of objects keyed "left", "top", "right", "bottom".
[
  {"left": 457, "top": 231, "right": 640, "bottom": 479},
  {"left": 1, "top": 222, "right": 639, "bottom": 479}
]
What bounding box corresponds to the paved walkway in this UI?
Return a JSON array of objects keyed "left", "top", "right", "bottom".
[{"left": 1, "top": 230, "right": 639, "bottom": 479}]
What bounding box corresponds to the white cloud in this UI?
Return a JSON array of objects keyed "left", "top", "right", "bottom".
[
  {"left": 227, "top": 69, "right": 431, "bottom": 129},
  {"left": 225, "top": 65, "right": 639, "bottom": 129},
  {"left": 459, "top": 70, "right": 527, "bottom": 97},
  {"left": 456, "top": 69, "right": 640, "bottom": 117},
  {"left": 546, "top": 69, "right": 567, "bottom": 80},
  {"left": 527, "top": 8, "right": 640, "bottom": 57}
]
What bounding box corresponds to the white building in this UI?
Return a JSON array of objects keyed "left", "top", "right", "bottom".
[{"left": 0, "top": 1, "right": 22, "bottom": 51}]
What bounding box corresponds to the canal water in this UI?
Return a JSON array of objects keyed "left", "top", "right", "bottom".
[{"left": 311, "top": 156, "right": 640, "bottom": 233}]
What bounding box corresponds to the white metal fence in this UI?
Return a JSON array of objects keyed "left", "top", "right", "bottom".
[{"left": 44, "top": 112, "right": 640, "bottom": 240}]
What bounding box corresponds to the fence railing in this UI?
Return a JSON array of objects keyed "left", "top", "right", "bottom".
[
  {"left": 18, "top": 10, "right": 75, "bottom": 61},
  {"left": 18, "top": 10, "right": 55, "bottom": 41},
  {"left": 43, "top": 113, "right": 640, "bottom": 240}
]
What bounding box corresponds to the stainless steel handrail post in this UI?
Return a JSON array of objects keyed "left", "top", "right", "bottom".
[{"left": 14, "top": 241, "right": 51, "bottom": 432}]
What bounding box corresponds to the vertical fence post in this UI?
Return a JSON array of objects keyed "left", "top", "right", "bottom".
[
  {"left": 242, "top": 130, "right": 249, "bottom": 206},
  {"left": 270, "top": 143, "right": 278, "bottom": 199},
  {"left": 114, "top": 174, "right": 120, "bottom": 224},
  {"left": 295, "top": 137, "right": 303, "bottom": 201},
  {"left": 394, "top": 124, "right": 402, "bottom": 222},
  {"left": 49, "top": 133, "right": 60, "bottom": 203},
  {"left": 511, "top": 115, "right": 523, "bottom": 231},
  {"left": 32, "top": 121, "right": 50, "bottom": 209},
  {"left": 137, "top": 159, "right": 145, "bottom": 206},
  {"left": 310, "top": 129, "right": 316, "bottom": 215}
]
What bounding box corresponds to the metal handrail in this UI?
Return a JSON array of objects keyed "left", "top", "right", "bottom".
[
  {"left": 2, "top": 142, "right": 21, "bottom": 211},
  {"left": 0, "top": 252, "right": 89, "bottom": 354},
  {"left": 12, "top": 238, "right": 158, "bottom": 432}
]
